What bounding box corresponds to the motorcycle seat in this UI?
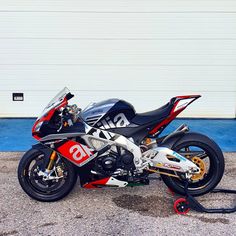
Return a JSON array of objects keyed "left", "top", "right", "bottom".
[{"left": 131, "top": 98, "right": 175, "bottom": 126}]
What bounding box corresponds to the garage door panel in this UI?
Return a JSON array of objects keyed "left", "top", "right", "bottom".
[
  {"left": 1, "top": 0, "right": 236, "bottom": 12},
  {"left": 0, "top": 39, "right": 236, "bottom": 65},
  {"left": 2, "top": 54, "right": 235, "bottom": 65},
  {"left": 0, "top": 2, "right": 235, "bottom": 118},
  {"left": 0, "top": 65, "right": 235, "bottom": 92},
  {"left": 0, "top": 12, "right": 236, "bottom": 39},
  {"left": 1, "top": 39, "right": 236, "bottom": 54},
  {"left": 1, "top": 54, "right": 235, "bottom": 65}
]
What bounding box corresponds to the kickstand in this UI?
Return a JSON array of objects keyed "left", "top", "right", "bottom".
[{"left": 173, "top": 181, "right": 236, "bottom": 214}]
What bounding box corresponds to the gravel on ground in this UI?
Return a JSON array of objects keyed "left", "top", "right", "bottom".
[{"left": 0, "top": 152, "right": 235, "bottom": 236}]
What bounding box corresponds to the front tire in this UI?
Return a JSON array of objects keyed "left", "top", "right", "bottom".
[
  {"left": 161, "top": 132, "right": 225, "bottom": 196},
  {"left": 18, "top": 148, "right": 78, "bottom": 202}
]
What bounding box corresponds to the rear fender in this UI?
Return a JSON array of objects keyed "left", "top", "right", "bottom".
[
  {"left": 160, "top": 131, "right": 220, "bottom": 151},
  {"left": 168, "top": 132, "right": 222, "bottom": 152},
  {"left": 160, "top": 131, "right": 186, "bottom": 149}
]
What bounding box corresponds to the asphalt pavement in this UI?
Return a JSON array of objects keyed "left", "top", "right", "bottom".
[{"left": 0, "top": 152, "right": 235, "bottom": 236}]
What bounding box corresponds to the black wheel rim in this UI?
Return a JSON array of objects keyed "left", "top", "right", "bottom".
[
  {"left": 173, "top": 142, "right": 217, "bottom": 191},
  {"left": 24, "top": 153, "right": 70, "bottom": 195}
]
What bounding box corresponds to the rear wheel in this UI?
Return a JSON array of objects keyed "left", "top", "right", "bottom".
[
  {"left": 18, "top": 148, "right": 77, "bottom": 202},
  {"left": 161, "top": 133, "right": 225, "bottom": 196}
]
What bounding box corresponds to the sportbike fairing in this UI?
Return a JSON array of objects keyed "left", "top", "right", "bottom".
[
  {"left": 31, "top": 89, "right": 201, "bottom": 188},
  {"left": 18, "top": 88, "right": 225, "bottom": 203},
  {"left": 80, "top": 95, "right": 200, "bottom": 144},
  {"left": 32, "top": 87, "right": 75, "bottom": 138}
]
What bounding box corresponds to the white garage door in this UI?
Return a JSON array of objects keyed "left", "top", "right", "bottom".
[{"left": 0, "top": 0, "right": 235, "bottom": 118}]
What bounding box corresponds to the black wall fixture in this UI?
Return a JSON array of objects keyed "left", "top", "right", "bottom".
[{"left": 12, "top": 93, "right": 24, "bottom": 101}]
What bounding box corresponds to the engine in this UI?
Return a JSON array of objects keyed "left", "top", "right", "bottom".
[{"left": 94, "top": 148, "right": 136, "bottom": 177}]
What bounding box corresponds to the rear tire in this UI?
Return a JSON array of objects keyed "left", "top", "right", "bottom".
[
  {"left": 161, "top": 132, "right": 225, "bottom": 196},
  {"left": 18, "top": 148, "right": 78, "bottom": 202}
]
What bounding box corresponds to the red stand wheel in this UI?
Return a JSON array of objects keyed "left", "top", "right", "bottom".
[{"left": 174, "top": 198, "right": 190, "bottom": 215}]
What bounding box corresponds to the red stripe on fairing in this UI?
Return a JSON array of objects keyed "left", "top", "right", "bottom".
[
  {"left": 149, "top": 108, "right": 184, "bottom": 135},
  {"left": 83, "top": 177, "right": 111, "bottom": 189},
  {"left": 176, "top": 95, "right": 201, "bottom": 99},
  {"left": 149, "top": 95, "right": 201, "bottom": 135}
]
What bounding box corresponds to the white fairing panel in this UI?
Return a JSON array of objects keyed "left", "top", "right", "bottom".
[
  {"left": 174, "top": 98, "right": 196, "bottom": 112},
  {"left": 106, "top": 177, "right": 128, "bottom": 187}
]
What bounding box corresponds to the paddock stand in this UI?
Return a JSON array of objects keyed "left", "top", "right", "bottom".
[{"left": 173, "top": 181, "right": 236, "bottom": 214}]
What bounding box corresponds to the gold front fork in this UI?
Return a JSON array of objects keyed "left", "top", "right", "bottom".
[{"left": 46, "top": 151, "right": 57, "bottom": 172}]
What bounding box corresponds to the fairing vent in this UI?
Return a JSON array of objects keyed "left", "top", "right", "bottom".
[
  {"left": 88, "top": 137, "right": 106, "bottom": 150},
  {"left": 85, "top": 115, "right": 102, "bottom": 126}
]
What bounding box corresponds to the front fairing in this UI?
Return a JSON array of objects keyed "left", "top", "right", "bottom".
[{"left": 32, "top": 87, "right": 72, "bottom": 140}]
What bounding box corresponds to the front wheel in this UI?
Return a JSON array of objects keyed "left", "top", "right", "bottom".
[
  {"left": 18, "top": 148, "right": 78, "bottom": 202},
  {"left": 161, "top": 132, "right": 225, "bottom": 196}
]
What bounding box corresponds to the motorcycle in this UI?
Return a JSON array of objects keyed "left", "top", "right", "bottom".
[{"left": 18, "top": 88, "right": 225, "bottom": 202}]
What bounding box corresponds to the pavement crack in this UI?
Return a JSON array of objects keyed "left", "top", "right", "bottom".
[
  {"left": 40, "top": 222, "right": 57, "bottom": 227},
  {"left": 74, "top": 214, "right": 83, "bottom": 219},
  {"left": 191, "top": 215, "right": 230, "bottom": 224},
  {"left": 0, "top": 230, "right": 18, "bottom": 236}
]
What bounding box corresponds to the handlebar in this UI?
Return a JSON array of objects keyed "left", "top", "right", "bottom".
[{"left": 57, "top": 104, "right": 81, "bottom": 131}]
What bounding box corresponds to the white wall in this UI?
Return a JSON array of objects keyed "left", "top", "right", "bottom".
[{"left": 0, "top": 0, "right": 235, "bottom": 118}]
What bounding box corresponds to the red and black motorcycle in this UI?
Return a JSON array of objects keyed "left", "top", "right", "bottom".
[{"left": 18, "top": 88, "right": 224, "bottom": 201}]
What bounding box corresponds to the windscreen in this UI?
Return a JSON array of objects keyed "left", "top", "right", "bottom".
[{"left": 39, "top": 87, "right": 70, "bottom": 118}]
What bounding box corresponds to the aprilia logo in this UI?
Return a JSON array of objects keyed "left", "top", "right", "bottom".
[
  {"left": 89, "top": 113, "right": 130, "bottom": 140},
  {"left": 57, "top": 140, "right": 93, "bottom": 166},
  {"left": 69, "top": 144, "right": 88, "bottom": 161},
  {"left": 97, "top": 113, "right": 130, "bottom": 129}
]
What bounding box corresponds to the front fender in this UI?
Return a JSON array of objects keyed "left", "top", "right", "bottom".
[
  {"left": 31, "top": 143, "right": 80, "bottom": 173},
  {"left": 31, "top": 143, "right": 53, "bottom": 157}
]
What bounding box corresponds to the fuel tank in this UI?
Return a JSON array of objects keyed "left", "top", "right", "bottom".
[{"left": 80, "top": 99, "right": 136, "bottom": 130}]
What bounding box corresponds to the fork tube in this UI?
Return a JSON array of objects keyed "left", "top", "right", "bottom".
[{"left": 46, "top": 151, "right": 57, "bottom": 171}]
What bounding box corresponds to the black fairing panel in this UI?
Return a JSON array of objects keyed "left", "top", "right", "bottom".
[
  {"left": 80, "top": 99, "right": 135, "bottom": 129},
  {"left": 61, "top": 121, "right": 86, "bottom": 134},
  {"left": 80, "top": 98, "right": 136, "bottom": 129},
  {"left": 80, "top": 97, "right": 175, "bottom": 144},
  {"left": 107, "top": 101, "right": 174, "bottom": 144},
  {"left": 39, "top": 120, "right": 86, "bottom": 137},
  {"left": 108, "top": 118, "right": 163, "bottom": 144},
  {"left": 94, "top": 100, "right": 136, "bottom": 129},
  {"left": 80, "top": 99, "right": 120, "bottom": 121}
]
